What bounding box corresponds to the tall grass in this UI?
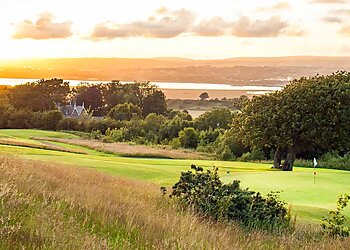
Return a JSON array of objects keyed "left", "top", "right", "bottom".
[
  {"left": 33, "top": 137, "right": 212, "bottom": 160},
  {"left": 1, "top": 156, "right": 350, "bottom": 249}
]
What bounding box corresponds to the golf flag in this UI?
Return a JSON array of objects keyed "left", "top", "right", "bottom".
[{"left": 313, "top": 158, "right": 317, "bottom": 184}]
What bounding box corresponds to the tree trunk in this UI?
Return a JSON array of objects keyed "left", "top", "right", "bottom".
[
  {"left": 273, "top": 148, "right": 282, "bottom": 169},
  {"left": 282, "top": 148, "right": 296, "bottom": 171}
]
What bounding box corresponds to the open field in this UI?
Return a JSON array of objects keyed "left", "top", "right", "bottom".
[
  {"left": 0, "top": 129, "right": 350, "bottom": 223},
  {"left": 3, "top": 156, "right": 350, "bottom": 249}
]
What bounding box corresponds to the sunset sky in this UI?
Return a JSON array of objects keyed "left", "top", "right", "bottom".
[{"left": 1, "top": 0, "right": 350, "bottom": 59}]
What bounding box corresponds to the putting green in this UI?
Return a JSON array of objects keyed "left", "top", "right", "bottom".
[{"left": 0, "top": 129, "right": 349, "bottom": 223}]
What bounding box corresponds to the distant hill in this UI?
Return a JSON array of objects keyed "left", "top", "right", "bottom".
[{"left": 1, "top": 56, "right": 349, "bottom": 85}]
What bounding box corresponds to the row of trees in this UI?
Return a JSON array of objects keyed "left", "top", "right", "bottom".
[
  {"left": 2, "top": 72, "right": 350, "bottom": 171},
  {"left": 6, "top": 79, "right": 167, "bottom": 117}
]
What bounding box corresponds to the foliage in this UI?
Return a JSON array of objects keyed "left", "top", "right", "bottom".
[
  {"left": 295, "top": 152, "right": 350, "bottom": 171},
  {"left": 75, "top": 84, "right": 103, "bottom": 115},
  {"left": 0, "top": 85, "right": 10, "bottom": 107},
  {"left": 199, "top": 92, "right": 209, "bottom": 100},
  {"left": 239, "top": 148, "right": 266, "bottom": 162},
  {"left": 194, "top": 108, "right": 233, "bottom": 131},
  {"left": 178, "top": 128, "right": 199, "bottom": 148},
  {"left": 169, "top": 165, "right": 290, "bottom": 230},
  {"left": 321, "top": 194, "right": 350, "bottom": 237},
  {"left": 142, "top": 90, "right": 167, "bottom": 116},
  {"left": 107, "top": 103, "right": 142, "bottom": 121},
  {"left": 40, "top": 110, "right": 64, "bottom": 130},
  {"left": 234, "top": 71, "right": 350, "bottom": 170},
  {"left": 8, "top": 78, "right": 70, "bottom": 111}
]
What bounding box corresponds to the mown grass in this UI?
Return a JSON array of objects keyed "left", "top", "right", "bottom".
[
  {"left": 1, "top": 129, "right": 350, "bottom": 223},
  {"left": 1, "top": 156, "right": 350, "bottom": 249}
]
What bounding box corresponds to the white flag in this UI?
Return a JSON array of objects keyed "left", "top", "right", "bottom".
[{"left": 313, "top": 158, "right": 317, "bottom": 167}]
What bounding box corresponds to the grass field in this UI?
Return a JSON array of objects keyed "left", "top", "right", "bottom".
[
  {"left": 1, "top": 129, "right": 350, "bottom": 223},
  {"left": 4, "top": 156, "right": 350, "bottom": 249}
]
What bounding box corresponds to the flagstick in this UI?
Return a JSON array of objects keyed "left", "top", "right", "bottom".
[
  {"left": 314, "top": 171, "right": 315, "bottom": 184},
  {"left": 313, "top": 158, "right": 317, "bottom": 185}
]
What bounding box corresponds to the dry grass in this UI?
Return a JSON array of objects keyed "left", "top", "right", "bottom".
[
  {"left": 34, "top": 137, "right": 213, "bottom": 160},
  {"left": 0, "top": 139, "right": 86, "bottom": 155},
  {"left": 1, "top": 156, "right": 350, "bottom": 249}
]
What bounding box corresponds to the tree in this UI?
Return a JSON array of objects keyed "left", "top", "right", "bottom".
[
  {"left": 75, "top": 84, "right": 103, "bottom": 115},
  {"left": 0, "top": 86, "right": 10, "bottom": 107},
  {"left": 142, "top": 90, "right": 167, "bottom": 117},
  {"left": 234, "top": 71, "right": 350, "bottom": 171},
  {"left": 107, "top": 103, "right": 142, "bottom": 121},
  {"left": 101, "top": 81, "right": 167, "bottom": 116},
  {"left": 178, "top": 127, "right": 199, "bottom": 148},
  {"left": 199, "top": 92, "right": 209, "bottom": 100},
  {"left": 8, "top": 79, "right": 70, "bottom": 111},
  {"left": 41, "top": 110, "right": 64, "bottom": 130},
  {"left": 194, "top": 108, "right": 233, "bottom": 131}
]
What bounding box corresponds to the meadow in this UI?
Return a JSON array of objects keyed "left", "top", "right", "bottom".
[{"left": 0, "top": 129, "right": 350, "bottom": 224}]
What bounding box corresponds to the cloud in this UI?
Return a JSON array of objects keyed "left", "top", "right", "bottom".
[
  {"left": 192, "top": 17, "right": 230, "bottom": 36},
  {"left": 312, "top": 0, "right": 347, "bottom": 3},
  {"left": 257, "top": 2, "right": 292, "bottom": 12},
  {"left": 91, "top": 9, "right": 298, "bottom": 39},
  {"left": 321, "top": 16, "right": 343, "bottom": 23},
  {"left": 329, "top": 9, "right": 350, "bottom": 16},
  {"left": 339, "top": 25, "right": 350, "bottom": 35},
  {"left": 282, "top": 26, "right": 305, "bottom": 36},
  {"left": 231, "top": 16, "right": 289, "bottom": 37},
  {"left": 91, "top": 8, "right": 196, "bottom": 39},
  {"left": 13, "top": 13, "right": 72, "bottom": 39}
]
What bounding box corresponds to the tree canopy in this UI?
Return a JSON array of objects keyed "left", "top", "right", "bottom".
[
  {"left": 234, "top": 71, "right": 350, "bottom": 171},
  {"left": 8, "top": 79, "right": 70, "bottom": 111}
]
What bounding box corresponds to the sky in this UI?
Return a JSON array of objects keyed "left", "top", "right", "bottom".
[{"left": 0, "top": 0, "right": 350, "bottom": 59}]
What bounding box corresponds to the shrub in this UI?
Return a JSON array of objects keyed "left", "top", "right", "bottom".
[
  {"left": 57, "top": 118, "right": 80, "bottom": 131},
  {"left": 321, "top": 194, "right": 350, "bottom": 237},
  {"left": 103, "top": 128, "right": 128, "bottom": 142},
  {"left": 219, "top": 145, "right": 234, "bottom": 161},
  {"left": 107, "top": 103, "right": 141, "bottom": 121},
  {"left": 239, "top": 149, "right": 266, "bottom": 162},
  {"left": 41, "top": 110, "right": 63, "bottom": 130},
  {"left": 170, "top": 138, "right": 181, "bottom": 149},
  {"left": 168, "top": 165, "right": 290, "bottom": 230},
  {"left": 7, "top": 109, "right": 34, "bottom": 129},
  {"left": 178, "top": 127, "right": 199, "bottom": 149}
]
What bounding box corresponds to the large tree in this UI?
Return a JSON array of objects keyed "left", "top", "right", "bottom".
[{"left": 234, "top": 71, "right": 350, "bottom": 171}]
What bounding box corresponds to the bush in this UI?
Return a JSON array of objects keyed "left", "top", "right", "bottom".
[
  {"left": 219, "top": 145, "right": 234, "bottom": 161},
  {"left": 239, "top": 149, "right": 266, "bottom": 162},
  {"left": 57, "top": 118, "right": 80, "bottom": 131},
  {"left": 178, "top": 127, "right": 199, "bottom": 149},
  {"left": 7, "top": 109, "right": 34, "bottom": 129},
  {"left": 168, "top": 165, "right": 290, "bottom": 230},
  {"left": 321, "top": 194, "right": 350, "bottom": 237},
  {"left": 170, "top": 138, "right": 182, "bottom": 149},
  {"left": 103, "top": 128, "right": 128, "bottom": 142},
  {"left": 107, "top": 103, "right": 141, "bottom": 121},
  {"left": 41, "top": 110, "right": 63, "bottom": 130}
]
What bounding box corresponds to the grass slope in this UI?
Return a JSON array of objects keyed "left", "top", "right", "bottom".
[
  {"left": 3, "top": 157, "right": 350, "bottom": 249},
  {"left": 0, "top": 129, "right": 349, "bottom": 223}
]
